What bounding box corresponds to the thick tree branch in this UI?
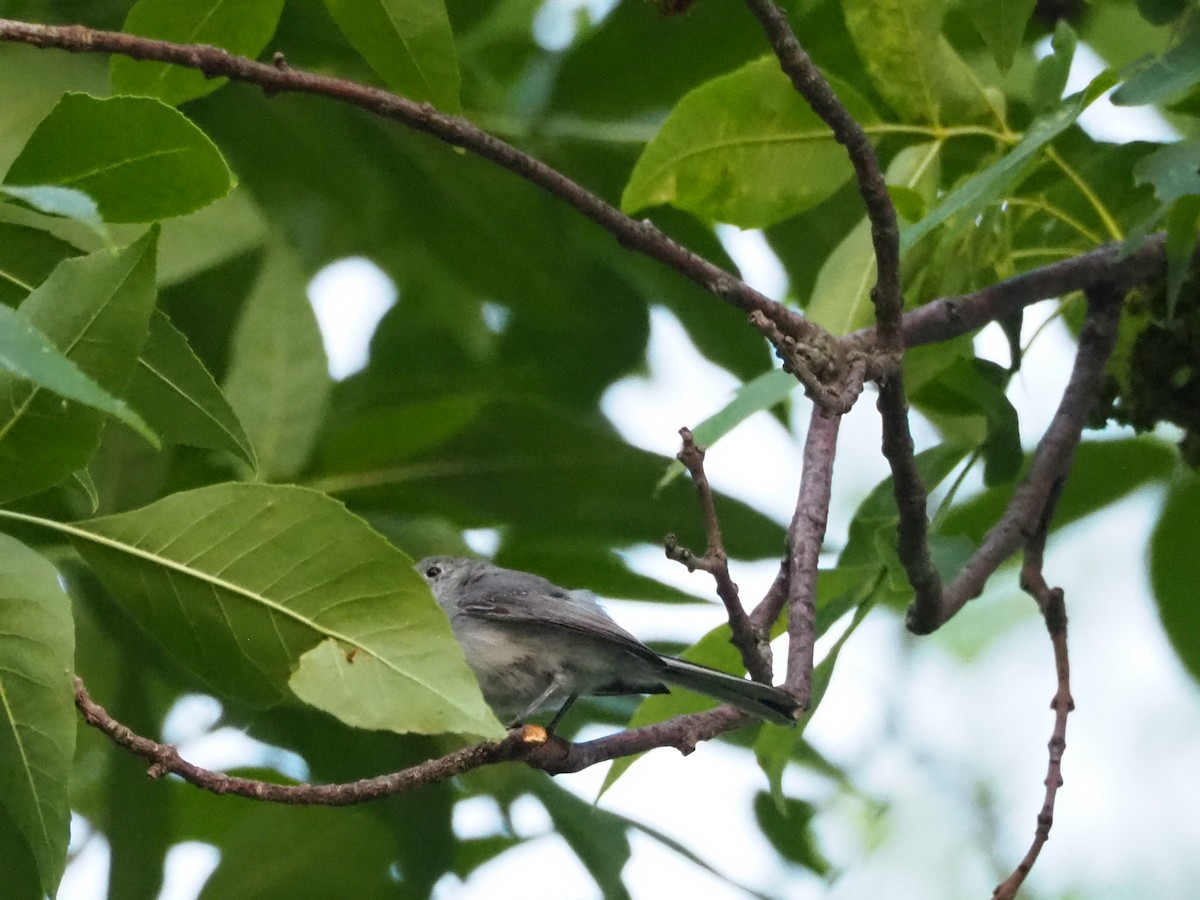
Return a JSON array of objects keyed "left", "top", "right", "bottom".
[
  {"left": 783, "top": 408, "right": 840, "bottom": 702},
  {"left": 0, "top": 17, "right": 853, "bottom": 408},
  {"left": 666, "top": 427, "right": 773, "bottom": 683},
  {"left": 907, "top": 285, "right": 1124, "bottom": 633},
  {"left": 75, "top": 675, "right": 751, "bottom": 801}
]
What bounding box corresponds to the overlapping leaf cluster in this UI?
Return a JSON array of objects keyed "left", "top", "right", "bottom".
[{"left": 0, "top": 0, "right": 1198, "bottom": 896}]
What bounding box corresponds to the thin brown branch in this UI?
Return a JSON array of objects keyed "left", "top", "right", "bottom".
[
  {"left": 739, "top": 0, "right": 935, "bottom": 628},
  {"left": 739, "top": 0, "right": 901, "bottom": 347},
  {"left": 75, "top": 676, "right": 752, "bottom": 800},
  {"left": 851, "top": 234, "right": 1166, "bottom": 352},
  {"left": 0, "top": 17, "right": 853, "bottom": 408},
  {"left": 783, "top": 407, "right": 841, "bottom": 702},
  {"left": 995, "top": 483, "right": 1074, "bottom": 898},
  {"left": 666, "top": 427, "right": 772, "bottom": 683},
  {"left": 908, "top": 284, "right": 1124, "bottom": 633}
]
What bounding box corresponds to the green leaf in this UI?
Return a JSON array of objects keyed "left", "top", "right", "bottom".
[
  {"left": 321, "top": 0, "right": 461, "bottom": 111},
  {"left": 622, "top": 57, "right": 878, "bottom": 228},
  {"left": 0, "top": 185, "right": 105, "bottom": 237},
  {"left": 657, "top": 368, "right": 795, "bottom": 491},
  {"left": 126, "top": 309, "right": 256, "bottom": 465},
  {"left": 1164, "top": 195, "right": 1200, "bottom": 318},
  {"left": 938, "top": 437, "right": 1175, "bottom": 543},
  {"left": 0, "top": 222, "right": 81, "bottom": 307},
  {"left": 1150, "top": 473, "right": 1200, "bottom": 686},
  {"left": 0, "top": 534, "right": 76, "bottom": 897},
  {"left": 1112, "top": 21, "right": 1200, "bottom": 106},
  {"left": 1133, "top": 140, "right": 1200, "bottom": 206},
  {"left": 0, "top": 304, "right": 156, "bottom": 442},
  {"left": 964, "top": 0, "right": 1037, "bottom": 74},
  {"left": 111, "top": 0, "right": 286, "bottom": 106},
  {"left": 808, "top": 142, "right": 941, "bottom": 334},
  {"left": 4, "top": 93, "right": 233, "bottom": 223},
  {"left": 1032, "top": 21, "right": 1077, "bottom": 113},
  {"left": 901, "top": 72, "right": 1117, "bottom": 252},
  {"left": 753, "top": 792, "right": 830, "bottom": 873},
  {"left": 842, "top": 0, "right": 987, "bottom": 123},
  {"left": 911, "top": 357, "right": 1021, "bottom": 486},
  {"left": 63, "top": 482, "right": 503, "bottom": 737},
  {"left": 530, "top": 780, "right": 632, "bottom": 900},
  {"left": 0, "top": 229, "right": 159, "bottom": 501},
  {"left": 223, "top": 241, "right": 330, "bottom": 480}
]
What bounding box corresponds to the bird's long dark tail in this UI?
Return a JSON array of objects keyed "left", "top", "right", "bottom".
[{"left": 660, "top": 657, "right": 801, "bottom": 725}]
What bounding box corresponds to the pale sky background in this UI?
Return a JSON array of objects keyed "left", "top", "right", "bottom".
[{"left": 56, "top": 20, "right": 1200, "bottom": 900}]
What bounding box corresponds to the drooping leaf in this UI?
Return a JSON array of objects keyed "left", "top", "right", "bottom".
[
  {"left": 4, "top": 93, "right": 233, "bottom": 223},
  {"left": 622, "top": 57, "right": 878, "bottom": 228},
  {"left": 530, "top": 779, "right": 632, "bottom": 900},
  {"left": 1032, "top": 21, "right": 1077, "bottom": 113},
  {"left": 0, "top": 304, "right": 156, "bottom": 442},
  {"left": 66, "top": 482, "right": 503, "bottom": 737},
  {"left": 1149, "top": 473, "right": 1200, "bottom": 685},
  {"left": 0, "top": 534, "right": 75, "bottom": 898},
  {"left": 0, "top": 229, "right": 159, "bottom": 501},
  {"left": 126, "top": 309, "right": 256, "bottom": 466},
  {"left": 321, "top": 0, "right": 461, "bottom": 111},
  {"left": 964, "top": 0, "right": 1038, "bottom": 74},
  {"left": 223, "top": 241, "right": 330, "bottom": 480},
  {"left": 111, "top": 0, "right": 287, "bottom": 106}
]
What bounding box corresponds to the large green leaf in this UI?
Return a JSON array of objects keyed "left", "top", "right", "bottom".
[
  {"left": 321, "top": 0, "right": 461, "bottom": 111},
  {"left": 126, "top": 309, "right": 256, "bottom": 466},
  {"left": 63, "top": 482, "right": 503, "bottom": 737},
  {"left": 842, "top": 0, "right": 986, "bottom": 123},
  {"left": 531, "top": 779, "right": 632, "bottom": 900},
  {"left": 622, "top": 57, "right": 878, "bottom": 228},
  {"left": 223, "top": 241, "right": 330, "bottom": 480},
  {"left": 0, "top": 229, "right": 158, "bottom": 501},
  {"left": 0, "top": 303, "right": 155, "bottom": 441},
  {"left": 3, "top": 94, "right": 233, "bottom": 223},
  {"left": 111, "top": 0, "right": 287, "bottom": 106},
  {"left": 1112, "top": 19, "right": 1200, "bottom": 106},
  {"left": 1149, "top": 474, "right": 1200, "bottom": 685},
  {"left": 0, "top": 534, "right": 75, "bottom": 898}
]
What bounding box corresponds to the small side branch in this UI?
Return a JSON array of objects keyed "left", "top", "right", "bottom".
[
  {"left": 908, "top": 284, "right": 1124, "bottom": 633},
  {"left": 666, "top": 427, "right": 772, "bottom": 683},
  {"left": 994, "top": 484, "right": 1075, "bottom": 898}
]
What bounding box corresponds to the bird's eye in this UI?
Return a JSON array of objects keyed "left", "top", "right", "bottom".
[{"left": 425, "top": 565, "right": 442, "bottom": 578}]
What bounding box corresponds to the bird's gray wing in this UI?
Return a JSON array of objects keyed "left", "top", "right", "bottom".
[{"left": 457, "top": 567, "right": 659, "bottom": 663}]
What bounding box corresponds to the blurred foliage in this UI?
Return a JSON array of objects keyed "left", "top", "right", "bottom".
[{"left": 0, "top": 0, "right": 1197, "bottom": 897}]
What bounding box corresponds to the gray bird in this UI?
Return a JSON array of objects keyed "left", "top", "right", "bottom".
[{"left": 418, "top": 555, "right": 800, "bottom": 730}]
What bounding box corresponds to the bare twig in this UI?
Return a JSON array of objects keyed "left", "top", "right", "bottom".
[
  {"left": 783, "top": 408, "right": 841, "bottom": 702},
  {"left": 666, "top": 428, "right": 772, "bottom": 683},
  {"left": 0, "top": 17, "right": 851, "bottom": 409},
  {"left": 908, "top": 284, "right": 1124, "bottom": 633},
  {"left": 75, "top": 675, "right": 752, "bottom": 800},
  {"left": 994, "top": 482, "right": 1075, "bottom": 898}
]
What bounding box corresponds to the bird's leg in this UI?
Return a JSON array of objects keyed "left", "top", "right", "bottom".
[
  {"left": 507, "top": 677, "right": 567, "bottom": 728},
  {"left": 545, "top": 694, "right": 578, "bottom": 734}
]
